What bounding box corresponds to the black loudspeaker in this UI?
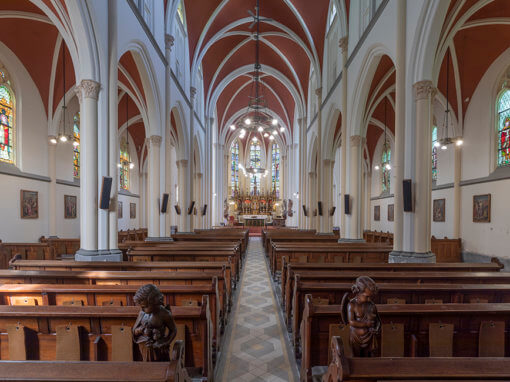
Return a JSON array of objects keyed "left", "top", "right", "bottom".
[
  {"left": 202, "top": 204, "right": 208, "bottom": 216},
  {"left": 99, "top": 176, "right": 112, "bottom": 210},
  {"left": 403, "top": 179, "right": 413, "bottom": 212},
  {"left": 302, "top": 205, "right": 308, "bottom": 217},
  {"left": 329, "top": 206, "right": 336, "bottom": 216},
  {"left": 318, "top": 201, "right": 323, "bottom": 216},
  {"left": 161, "top": 193, "right": 169, "bottom": 213},
  {"left": 344, "top": 194, "right": 350, "bottom": 215},
  {"left": 174, "top": 205, "right": 181, "bottom": 215},
  {"left": 187, "top": 201, "right": 195, "bottom": 215}
]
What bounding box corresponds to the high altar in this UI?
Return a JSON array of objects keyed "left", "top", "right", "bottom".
[{"left": 228, "top": 185, "right": 283, "bottom": 226}]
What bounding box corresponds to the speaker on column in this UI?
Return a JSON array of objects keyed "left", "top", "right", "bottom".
[
  {"left": 174, "top": 205, "right": 181, "bottom": 215},
  {"left": 318, "top": 201, "right": 323, "bottom": 216},
  {"left": 403, "top": 179, "right": 413, "bottom": 212},
  {"left": 302, "top": 204, "right": 308, "bottom": 217},
  {"left": 99, "top": 176, "right": 112, "bottom": 210},
  {"left": 187, "top": 201, "right": 195, "bottom": 215},
  {"left": 329, "top": 206, "right": 336, "bottom": 216},
  {"left": 344, "top": 194, "right": 350, "bottom": 215},
  {"left": 160, "top": 193, "right": 169, "bottom": 213},
  {"left": 202, "top": 204, "right": 208, "bottom": 216}
]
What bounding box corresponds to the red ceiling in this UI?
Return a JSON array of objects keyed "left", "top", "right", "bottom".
[
  {"left": 182, "top": 0, "right": 347, "bottom": 139},
  {"left": 437, "top": 0, "right": 510, "bottom": 121}
]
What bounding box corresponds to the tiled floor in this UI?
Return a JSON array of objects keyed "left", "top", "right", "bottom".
[{"left": 217, "top": 238, "right": 299, "bottom": 381}]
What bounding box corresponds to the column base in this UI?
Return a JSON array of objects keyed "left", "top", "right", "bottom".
[
  {"left": 338, "top": 238, "right": 365, "bottom": 243},
  {"left": 75, "top": 249, "right": 123, "bottom": 262},
  {"left": 145, "top": 237, "right": 175, "bottom": 242},
  {"left": 389, "top": 251, "right": 436, "bottom": 263}
]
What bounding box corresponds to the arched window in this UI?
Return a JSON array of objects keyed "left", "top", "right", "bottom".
[
  {"left": 0, "top": 78, "right": 15, "bottom": 164},
  {"left": 381, "top": 147, "right": 391, "bottom": 192},
  {"left": 73, "top": 112, "right": 80, "bottom": 179},
  {"left": 120, "top": 137, "right": 130, "bottom": 190},
  {"left": 432, "top": 125, "right": 438, "bottom": 181},
  {"left": 271, "top": 143, "right": 280, "bottom": 198},
  {"left": 497, "top": 89, "right": 510, "bottom": 167},
  {"left": 249, "top": 140, "right": 261, "bottom": 195},
  {"left": 230, "top": 140, "right": 239, "bottom": 195}
]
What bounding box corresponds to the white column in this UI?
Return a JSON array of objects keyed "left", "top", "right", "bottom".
[
  {"left": 148, "top": 135, "right": 162, "bottom": 238},
  {"left": 315, "top": 88, "right": 323, "bottom": 231},
  {"left": 307, "top": 171, "right": 316, "bottom": 229},
  {"left": 391, "top": 0, "right": 406, "bottom": 254},
  {"left": 177, "top": 159, "right": 188, "bottom": 231},
  {"left": 75, "top": 80, "right": 101, "bottom": 258},
  {"left": 298, "top": 117, "right": 307, "bottom": 228},
  {"left": 346, "top": 135, "right": 364, "bottom": 240},
  {"left": 453, "top": 145, "right": 462, "bottom": 238},
  {"left": 48, "top": 141, "right": 57, "bottom": 236},
  {"left": 339, "top": 37, "right": 348, "bottom": 238},
  {"left": 188, "top": 87, "right": 196, "bottom": 231},
  {"left": 196, "top": 172, "right": 203, "bottom": 228}
]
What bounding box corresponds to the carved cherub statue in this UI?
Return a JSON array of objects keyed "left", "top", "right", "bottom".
[
  {"left": 340, "top": 276, "right": 381, "bottom": 357},
  {"left": 132, "top": 284, "right": 177, "bottom": 361}
]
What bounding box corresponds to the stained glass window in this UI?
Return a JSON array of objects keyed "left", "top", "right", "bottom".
[
  {"left": 382, "top": 147, "right": 391, "bottom": 192},
  {"left": 0, "top": 83, "right": 14, "bottom": 164},
  {"left": 432, "top": 126, "right": 438, "bottom": 181},
  {"left": 120, "top": 138, "right": 130, "bottom": 190},
  {"left": 271, "top": 143, "right": 280, "bottom": 198},
  {"left": 231, "top": 140, "right": 239, "bottom": 195},
  {"left": 497, "top": 89, "right": 510, "bottom": 167},
  {"left": 250, "top": 140, "right": 261, "bottom": 195},
  {"left": 73, "top": 113, "right": 80, "bottom": 178}
]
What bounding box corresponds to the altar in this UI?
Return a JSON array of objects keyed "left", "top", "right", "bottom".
[{"left": 240, "top": 214, "right": 270, "bottom": 227}]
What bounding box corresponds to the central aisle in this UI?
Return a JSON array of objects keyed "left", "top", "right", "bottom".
[{"left": 218, "top": 238, "right": 299, "bottom": 381}]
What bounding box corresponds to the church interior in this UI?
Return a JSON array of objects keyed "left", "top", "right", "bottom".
[{"left": 0, "top": 0, "right": 510, "bottom": 381}]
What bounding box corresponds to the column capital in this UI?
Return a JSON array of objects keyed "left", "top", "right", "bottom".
[
  {"left": 195, "top": 172, "right": 203, "bottom": 178},
  {"left": 413, "top": 80, "right": 437, "bottom": 101},
  {"left": 149, "top": 135, "right": 162, "bottom": 147},
  {"left": 315, "top": 87, "right": 322, "bottom": 97},
  {"left": 176, "top": 159, "right": 188, "bottom": 167},
  {"left": 190, "top": 87, "right": 197, "bottom": 99},
  {"left": 350, "top": 135, "right": 365, "bottom": 147},
  {"left": 323, "top": 158, "right": 334, "bottom": 166},
  {"left": 308, "top": 171, "right": 316, "bottom": 177},
  {"left": 339, "top": 36, "right": 348, "bottom": 52},
  {"left": 165, "top": 34, "right": 175, "bottom": 50},
  {"left": 75, "top": 79, "right": 100, "bottom": 103}
]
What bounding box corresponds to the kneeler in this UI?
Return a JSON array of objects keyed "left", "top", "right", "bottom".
[
  {"left": 7, "top": 324, "right": 27, "bottom": 360},
  {"left": 56, "top": 324, "right": 81, "bottom": 360},
  {"left": 479, "top": 321, "right": 505, "bottom": 357},
  {"left": 112, "top": 325, "right": 133, "bottom": 361},
  {"left": 381, "top": 323, "right": 404, "bottom": 357},
  {"left": 429, "top": 323, "right": 453, "bottom": 357}
]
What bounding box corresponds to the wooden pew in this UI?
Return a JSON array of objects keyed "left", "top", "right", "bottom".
[
  {"left": 0, "top": 242, "right": 56, "bottom": 269},
  {"left": 270, "top": 243, "right": 392, "bottom": 276},
  {"left": 267, "top": 236, "right": 341, "bottom": 264},
  {"left": 194, "top": 228, "right": 249, "bottom": 252},
  {"left": 281, "top": 257, "right": 503, "bottom": 306},
  {"left": 282, "top": 258, "right": 504, "bottom": 312},
  {"left": 0, "top": 269, "right": 230, "bottom": 323},
  {"left": 300, "top": 297, "right": 510, "bottom": 381},
  {"left": 321, "top": 336, "right": 510, "bottom": 382},
  {"left": 291, "top": 282, "right": 510, "bottom": 347},
  {"left": 172, "top": 233, "right": 247, "bottom": 254},
  {"left": 39, "top": 237, "right": 80, "bottom": 258},
  {"left": 0, "top": 303, "right": 212, "bottom": 379},
  {"left": 9, "top": 257, "right": 238, "bottom": 288},
  {"left": 127, "top": 248, "right": 241, "bottom": 280},
  {"left": 262, "top": 229, "right": 317, "bottom": 251},
  {"left": 0, "top": 357, "right": 191, "bottom": 381},
  {"left": 0, "top": 282, "right": 222, "bottom": 354}
]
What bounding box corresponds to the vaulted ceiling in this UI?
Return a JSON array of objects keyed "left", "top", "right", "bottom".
[{"left": 180, "top": 0, "right": 349, "bottom": 146}]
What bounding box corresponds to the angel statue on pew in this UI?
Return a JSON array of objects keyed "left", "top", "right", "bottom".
[
  {"left": 133, "top": 284, "right": 177, "bottom": 361},
  {"left": 340, "top": 276, "right": 381, "bottom": 357}
]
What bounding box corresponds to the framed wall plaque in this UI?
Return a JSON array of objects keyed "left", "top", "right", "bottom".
[
  {"left": 387, "top": 204, "right": 394, "bottom": 222},
  {"left": 433, "top": 198, "right": 445, "bottom": 222},
  {"left": 21, "top": 190, "right": 38, "bottom": 219},
  {"left": 64, "top": 195, "right": 77, "bottom": 219},
  {"left": 374, "top": 205, "right": 380, "bottom": 221},
  {"left": 130, "top": 203, "right": 136, "bottom": 219},
  {"left": 118, "top": 201, "right": 123, "bottom": 219},
  {"left": 473, "top": 194, "right": 491, "bottom": 223}
]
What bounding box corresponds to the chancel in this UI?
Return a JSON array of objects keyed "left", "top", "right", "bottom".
[{"left": 0, "top": 0, "right": 510, "bottom": 381}]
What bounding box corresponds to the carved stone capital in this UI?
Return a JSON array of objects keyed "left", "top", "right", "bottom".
[
  {"left": 75, "top": 80, "right": 100, "bottom": 103},
  {"left": 190, "top": 87, "right": 197, "bottom": 99},
  {"left": 308, "top": 171, "right": 316, "bottom": 177},
  {"left": 176, "top": 159, "right": 188, "bottom": 168},
  {"left": 339, "top": 36, "right": 348, "bottom": 52},
  {"left": 413, "top": 80, "right": 436, "bottom": 101},
  {"left": 350, "top": 135, "right": 365, "bottom": 147},
  {"left": 149, "top": 135, "right": 162, "bottom": 147},
  {"left": 165, "top": 34, "right": 175, "bottom": 50}
]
